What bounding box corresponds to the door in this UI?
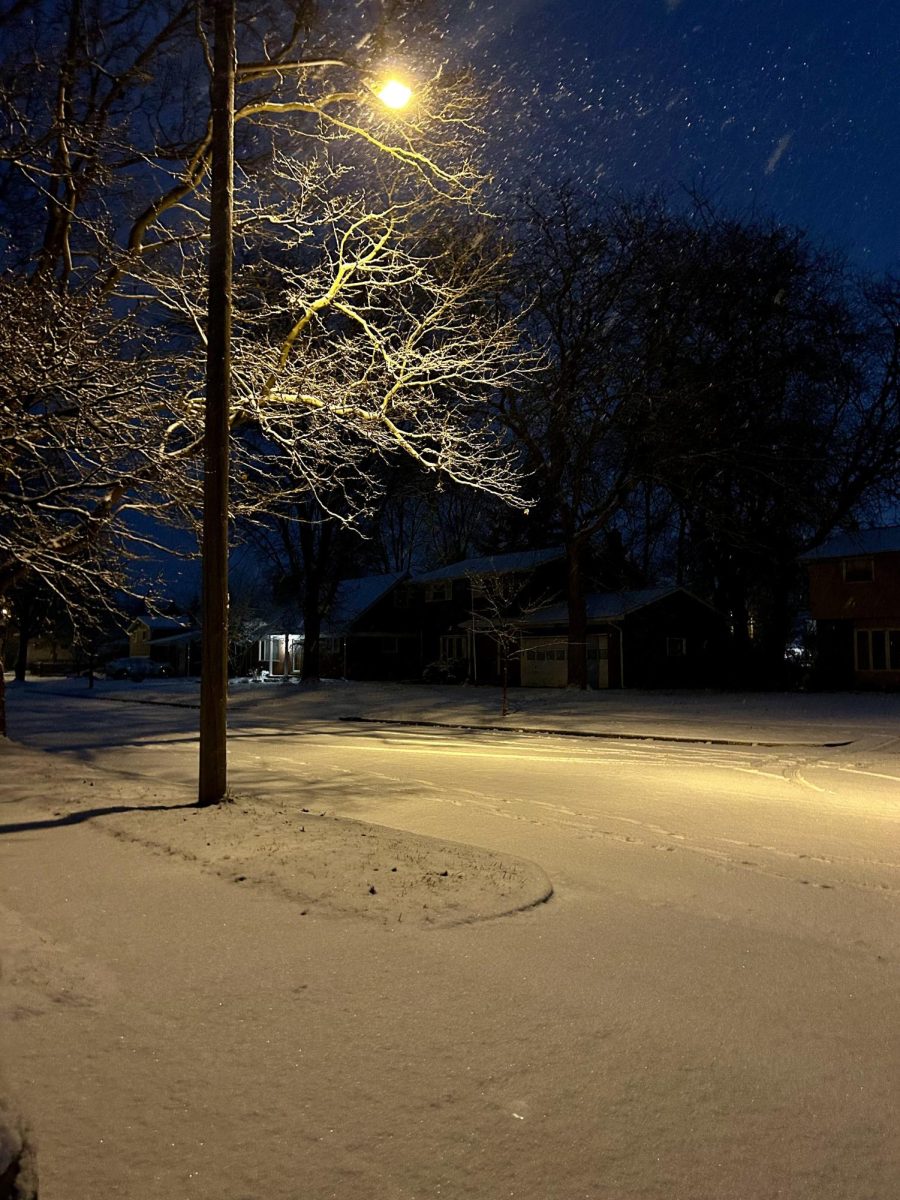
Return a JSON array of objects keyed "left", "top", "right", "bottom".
[{"left": 520, "top": 636, "right": 568, "bottom": 687}]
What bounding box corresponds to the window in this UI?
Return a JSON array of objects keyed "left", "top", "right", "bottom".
[
  {"left": 667, "top": 636, "right": 688, "bottom": 657},
  {"left": 425, "top": 580, "right": 452, "bottom": 603},
  {"left": 843, "top": 557, "right": 874, "bottom": 583},
  {"left": 380, "top": 637, "right": 399, "bottom": 655},
  {"left": 439, "top": 634, "right": 467, "bottom": 661},
  {"left": 856, "top": 629, "right": 900, "bottom": 671}
]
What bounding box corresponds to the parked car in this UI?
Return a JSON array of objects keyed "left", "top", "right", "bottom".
[{"left": 104, "top": 656, "right": 171, "bottom": 681}]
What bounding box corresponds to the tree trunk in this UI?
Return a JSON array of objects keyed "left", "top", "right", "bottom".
[
  {"left": 300, "top": 603, "right": 321, "bottom": 682},
  {"left": 565, "top": 538, "right": 588, "bottom": 689},
  {"left": 298, "top": 519, "right": 331, "bottom": 684},
  {"left": 721, "top": 584, "right": 753, "bottom": 688},
  {"left": 14, "top": 607, "right": 31, "bottom": 683},
  {"left": 757, "top": 566, "right": 796, "bottom": 688}
]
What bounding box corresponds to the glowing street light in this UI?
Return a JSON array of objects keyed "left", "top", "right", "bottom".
[{"left": 376, "top": 78, "right": 412, "bottom": 110}]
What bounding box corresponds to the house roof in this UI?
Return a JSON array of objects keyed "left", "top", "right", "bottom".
[
  {"left": 254, "top": 574, "right": 406, "bottom": 639},
  {"left": 150, "top": 629, "right": 201, "bottom": 647},
  {"left": 130, "top": 615, "right": 190, "bottom": 633},
  {"left": 521, "top": 586, "right": 703, "bottom": 628},
  {"left": 801, "top": 526, "right": 900, "bottom": 561},
  {"left": 326, "top": 573, "right": 406, "bottom": 633},
  {"left": 415, "top": 547, "right": 565, "bottom": 584}
]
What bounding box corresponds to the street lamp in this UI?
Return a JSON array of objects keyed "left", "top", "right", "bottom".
[
  {"left": 198, "top": 0, "right": 411, "bottom": 803},
  {"left": 376, "top": 79, "right": 412, "bottom": 110}
]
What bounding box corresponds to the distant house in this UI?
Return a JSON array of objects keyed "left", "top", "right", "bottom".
[
  {"left": 326, "top": 573, "right": 414, "bottom": 679},
  {"left": 20, "top": 635, "right": 75, "bottom": 676},
  {"left": 519, "top": 587, "right": 727, "bottom": 689},
  {"left": 247, "top": 551, "right": 727, "bottom": 689},
  {"left": 253, "top": 610, "right": 303, "bottom": 677},
  {"left": 410, "top": 548, "right": 567, "bottom": 684},
  {"left": 802, "top": 527, "right": 900, "bottom": 689},
  {"left": 127, "top": 615, "right": 198, "bottom": 675},
  {"left": 254, "top": 574, "right": 410, "bottom": 678},
  {"left": 252, "top": 549, "right": 567, "bottom": 684}
]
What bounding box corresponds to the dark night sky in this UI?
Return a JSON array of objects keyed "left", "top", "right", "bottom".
[{"left": 449, "top": 0, "right": 899, "bottom": 275}]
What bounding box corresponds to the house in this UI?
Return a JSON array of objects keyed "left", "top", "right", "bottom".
[
  {"left": 410, "top": 548, "right": 568, "bottom": 684},
  {"left": 518, "top": 587, "right": 727, "bottom": 689},
  {"left": 246, "top": 551, "right": 726, "bottom": 689},
  {"left": 254, "top": 552, "right": 567, "bottom": 683},
  {"left": 325, "top": 573, "right": 414, "bottom": 679},
  {"left": 254, "top": 574, "right": 410, "bottom": 679},
  {"left": 253, "top": 609, "right": 303, "bottom": 677},
  {"left": 801, "top": 527, "right": 900, "bottom": 689},
  {"left": 126, "top": 615, "right": 197, "bottom": 675}
]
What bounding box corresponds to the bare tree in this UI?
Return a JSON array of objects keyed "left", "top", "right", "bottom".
[
  {"left": 495, "top": 187, "right": 665, "bottom": 688},
  {"left": 466, "top": 569, "right": 557, "bottom": 717},
  {"left": 0, "top": 1, "right": 530, "bottom": 724}
]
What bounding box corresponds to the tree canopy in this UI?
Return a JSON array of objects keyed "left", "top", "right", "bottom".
[{"left": 0, "top": 0, "right": 527, "bottom": 624}]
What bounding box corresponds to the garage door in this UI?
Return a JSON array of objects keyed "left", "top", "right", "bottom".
[{"left": 520, "top": 637, "right": 568, "bottom": 687}]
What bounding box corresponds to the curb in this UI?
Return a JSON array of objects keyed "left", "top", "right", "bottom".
[
  {"left": 339, "top": 715, "right": 853, "bottom": 749},
  {"left": 8, "top": 686, "right": 855, "bottom": 748}
]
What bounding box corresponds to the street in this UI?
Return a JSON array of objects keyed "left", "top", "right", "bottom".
[{"left": 2, "top": 684, "right": 899, "bottom": 1199}]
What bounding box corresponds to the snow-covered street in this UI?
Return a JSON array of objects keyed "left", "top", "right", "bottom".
[{"left": 2, "top": 680, "right": 899, "bottom": 1198}]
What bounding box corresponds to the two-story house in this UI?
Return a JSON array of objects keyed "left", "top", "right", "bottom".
[
  {"left": 802, "top": 527, "right": 900, "bottom": 689},
  {"left": 410, "top": 548, "right": 568, "bottom": 685}
]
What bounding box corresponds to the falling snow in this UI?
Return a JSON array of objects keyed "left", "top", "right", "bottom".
[{"left": 444, "top": 0, "right": 899, "bottom": 270}]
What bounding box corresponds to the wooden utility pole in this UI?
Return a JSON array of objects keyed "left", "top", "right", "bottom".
[{"left": 199, "top": 0, "right": 235, "bottom": 805}]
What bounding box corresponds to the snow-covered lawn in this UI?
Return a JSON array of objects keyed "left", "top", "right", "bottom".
[
  {"left": 11, "top": 672, "right": 900, "bottom": 745},
  {"left": 1, "top": 678, "right": 899, "bottom": 1199}
]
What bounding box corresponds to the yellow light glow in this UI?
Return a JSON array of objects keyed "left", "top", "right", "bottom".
[{"left": 376, "top": 79, "right": 412, "bottom": 109}]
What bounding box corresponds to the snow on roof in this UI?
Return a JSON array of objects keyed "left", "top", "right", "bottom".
[
  {"left": 414, "top": 547, "right": 565, "bottom": 583},
  {"left": 130, "top": 615, "right": 190, "bottom": 633},
  {"left": 150, "top": 629, "right": 201, "bottom": 647},
  {"left": 801, "top": 526, "right": 900, "bottom": 561},
  {"left": 521, "top": 586, "right": 688, "bottom": 627},
  {"left": 253, "top": 607, "right": 303, "bottom": 639},
  {"left": 325, "top": 573, "right": 406, "bottom": 633}
]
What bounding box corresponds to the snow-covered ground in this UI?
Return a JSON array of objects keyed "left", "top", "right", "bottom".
[
  {"left": 11, "top": 672, "right": 900, "bottom": 745},
  {"left": 1, "top": 679, "right": 899, "bottom": 1199}
]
